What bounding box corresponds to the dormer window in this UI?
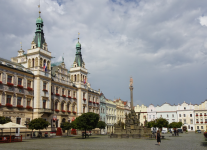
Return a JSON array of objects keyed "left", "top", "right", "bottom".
[{"left": 33, "top": 46, "right": 34, "bottom": 49}]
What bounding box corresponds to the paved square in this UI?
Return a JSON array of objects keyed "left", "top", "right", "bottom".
[{"left": 0, "top": 132, "right": 206, "bottom": 150}]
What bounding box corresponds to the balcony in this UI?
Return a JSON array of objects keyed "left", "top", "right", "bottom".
[
  {"left": 196, "top": 115, "right": 198, "bottom": 117},
  {"left": 200, "top": 115, "right": 203, "bottom": 117},
  {"left": 39, "top": 108, "right": 53, "bottom": 114}
]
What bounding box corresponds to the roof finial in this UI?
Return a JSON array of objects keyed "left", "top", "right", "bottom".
[
  {"left": 20, "top": 42, "right": 22, "bottom": 50},
  {"left": 38, "top": 2, "right": 41, "bottom": 17},
  {"left": 62, "top": 53, "right": 64, "bottom": 62},
  {"left": 78, "top": 32, "right": 80, "bottom": 42}
]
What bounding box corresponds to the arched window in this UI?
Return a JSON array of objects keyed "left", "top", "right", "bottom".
[
  {"left": 55, "top": 101, "right": 58, "bottom": 110},
  {"left": 74, "top": 75, "right": 76, "bottom": 82},
  {"left": 33, "top": 46, "right": 35, "bottom": 49},
  {"left": 67, "top": 103, "right": 70, "bottom": 111},
  {"left": 32, "top": 58, "right": 34, "bottom": 67},
  {"left": 61, "top": 102, "right": 64, "bottom": 111}
]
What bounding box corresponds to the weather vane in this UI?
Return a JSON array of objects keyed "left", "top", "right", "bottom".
[
  {"left": 78, "top": 32, "right": 80, "bottom": 41},
  {"left": 38, "top": 2, "right": 41, "bottom": 17}
]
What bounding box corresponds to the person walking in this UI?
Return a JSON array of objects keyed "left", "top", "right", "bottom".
[
  {"left": 156, "top": 130, "right": 161, "bottom": 146},
  {"left": 174, "top": 129, "right": 176, "bottom": 136}
]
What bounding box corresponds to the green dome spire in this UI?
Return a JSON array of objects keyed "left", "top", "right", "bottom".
[{"left": 36, "top": 17, "right": 43, "bottom": 24}]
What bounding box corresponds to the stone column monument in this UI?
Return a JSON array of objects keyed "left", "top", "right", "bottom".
[{"left": 129, "top": 77, "right": 134, "bottom": 110}]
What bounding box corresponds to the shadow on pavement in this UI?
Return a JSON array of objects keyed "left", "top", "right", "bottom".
[{"left": 200, "top": 142, "right": 207, "bottom": 147}]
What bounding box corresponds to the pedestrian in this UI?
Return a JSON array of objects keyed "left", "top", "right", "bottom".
[
  {"left": 176, "top": 129, "right": 179, "bottom": 136},
  {"left": 174, "top": 129, "right": 176, "bottom": 136},
  {"left": 156, "top": 130, "right": 161, "bottom": 146}
]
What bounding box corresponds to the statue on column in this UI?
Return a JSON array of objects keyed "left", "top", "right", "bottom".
[{"left": 129, "top": 77, "right": 133, "bottom": 86}]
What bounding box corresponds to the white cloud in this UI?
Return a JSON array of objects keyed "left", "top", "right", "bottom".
[
  {"left": 199, "top": 16, "right": 207, "bottom": 26},
  {"left": 1, "top": 0, "right": 207, "bottom": 106}
]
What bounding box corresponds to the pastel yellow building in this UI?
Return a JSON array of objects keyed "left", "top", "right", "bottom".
[{"left": 114, "top": 98, "right": 125, "bottom": 123}]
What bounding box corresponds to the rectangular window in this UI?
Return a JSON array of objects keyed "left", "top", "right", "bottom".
[
  {"left": 62, "top": 89, "right": 64, "bottom": 95},
  {"left": 201, "top": 119, "right": 203, "bottom": 122},
  {"left": 183, "top": 114, "right": 186, "bottom": 117},
  {"left": 83, "top": 93, "right": 85, "bottom": 98},
  {"left": 43, "top": 82, "right": 46, "bottom": 90},
  {"left": 68, "top": 90, "right": 70, "bottom": 96},
  {"left": 17, "top": 97, "right": 22, "bottom": 106},
  {"left": 73, "top": 91, "right": 76, "bottom": 98},
  {"left": 190, "top": 114, "right": 192, "bottom": 117},
  {"left": 61, "top": 103, "right": 64, "bottom": 111},
  {"left": 172, "top": 114, "right": 174, "bottom": 118},
  {"left": 153, "top": 115, "right": 155, "bottom": 119},
  {"left": 205, "top": 113, "right": 206, "bottom": 116},
  {"left": 27, "top": 80, "right": 31, "bottom": 88},
  {"left": 200, "top": 113, "right": 202, "bottom": 116},
  {"left": 201, "top": 126, "right": 203, "bottom": 129},
  {"left": 196, "top": 119, "right": 199, "bottom": 122},
  {"left": 167, "top": 114, "right": 169, "bottom": 118},
  {"left": 179, "top": 119, "right": 182, "bottom": 122},
  {"left": 184, "top": 119, "right": 186, "bottom": 124},
  {"left": 179, "top": 114, "right": 181, "bottom": 117},
  {"left": 160, "top": 115, "right": 162, "bottom": 117},
  {"left": 190, "top": 119, "right": 193, "bottom": 124},
  {"left": 27, "top": 98, "right": 31, "bottom": 106},
  {"left": 188, "top": 125, "right": 190, "bottom": 129},
  {"left": 43, "top": 100, "right": 46, "bottom": 109},
  {"left": 197, "top": 126, "right": 199, "bottom": 129},
  {"left": 196, "top": 113, "right": 198, "bottom": 116},
  {"left": 6, "top": 95, "right": 11, "bottom": 104},
  {"left": 18, "top": 78, "right": 22, "bottom": 85},
  {"left": 56, "top": 87, "right": 58, "bottom": 94},
  {"left": 7, "top": 75, "right": 12, "bottom": 83}
]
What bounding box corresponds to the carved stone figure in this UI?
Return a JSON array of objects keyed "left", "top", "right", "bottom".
[{"left": 129, "top": 77, "right": 133, "bottom": 86}]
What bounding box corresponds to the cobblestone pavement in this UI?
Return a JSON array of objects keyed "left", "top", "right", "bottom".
[{"left": 0, "top": 132, "right": 206, "bottom": 150}]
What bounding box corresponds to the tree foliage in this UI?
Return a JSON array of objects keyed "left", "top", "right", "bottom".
[
  {"left": 168, "top": 122, "right": 182, "bottom": 129},
  {"left": 0, "top": 116, "right": 12, "bottom": 124},
  {"left": 72, "top": 112, "right": 99, "bottom": 138},
  {"left": 61, "top": 122, "right": 72, "bottom": 136},
  {"left": 96, "top": 121, "right": 106, "bottom": 134},
  {"left": 28, "top": 118, "right": 50, "bottom": 131},
  {"left": 147, "top": 118, "right": 169, "bottom": 129}
]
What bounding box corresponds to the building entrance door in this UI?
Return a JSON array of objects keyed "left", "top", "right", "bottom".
[{"left": 183, "top": 126, "right": 187, "bottom": 131}]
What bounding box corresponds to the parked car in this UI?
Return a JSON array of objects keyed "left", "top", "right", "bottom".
[
  {"left": 152, "top": 130, "right": 156, "bottom": 134},
  {"left": 177, "top": 129, "right": 183, "bottom": 133},
  {"left": 197, "top": 130, "right": 202, "bottom": 133},
  {"left": 161, "top": 130, "right": 167, "bottom": 134}
]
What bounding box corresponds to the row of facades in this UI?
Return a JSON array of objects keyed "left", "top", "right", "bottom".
[
  {"left": 134, "top": 101, "right": 207, "bottom": 132},
  {"left": 1, "top": 11, "right": 207, "bottom": 135}
]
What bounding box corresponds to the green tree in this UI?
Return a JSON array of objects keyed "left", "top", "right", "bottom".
[
  {"left": 168, "top": 122, "right": 182, "bottom": 129},
  {"left": 155, "top": 118, "right": 169, "bottom": 129},
  {"left": 147, "top": 118, "right": 169, "bottom": 130},
  {"left": 61, "top": 122, "right": 71, "bottom": 136},
  {"left": 0, "top": 116, "right": 12, "bottom": 124},
  {"left": 28, "top": 118, "right": 50, "bottom": 137},
  {"left": 72, "top": 112, "right": 99, "bottom": 138},
  {"left": 96, "top": 121, "right": 106, "bottom": 134}
]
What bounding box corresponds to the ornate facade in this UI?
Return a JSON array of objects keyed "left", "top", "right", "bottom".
[{"left": 0, "top": 11, "right": 100, "bottom": 131}]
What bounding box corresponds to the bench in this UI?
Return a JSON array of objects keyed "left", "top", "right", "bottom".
[{"left": 82, "top": 133, "right": 89, "bottom": 138}]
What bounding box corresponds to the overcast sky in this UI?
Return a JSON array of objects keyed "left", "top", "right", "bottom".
[{"left": 1, "top": 0, "right": 207, "bottom": 106}]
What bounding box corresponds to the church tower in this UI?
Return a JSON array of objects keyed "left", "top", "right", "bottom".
[{"left": 70, "top": 34, "right": 88, "bottom": 116}]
